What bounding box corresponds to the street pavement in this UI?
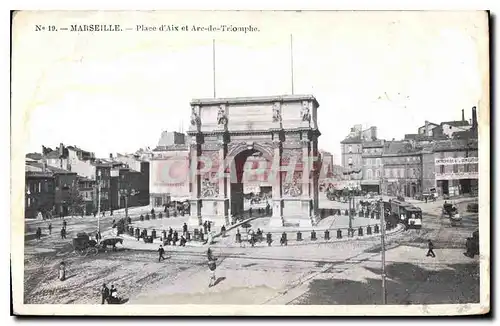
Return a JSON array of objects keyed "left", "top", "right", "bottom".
[{"left": 23, "top": 196, "right": 480, "bottom": 305}]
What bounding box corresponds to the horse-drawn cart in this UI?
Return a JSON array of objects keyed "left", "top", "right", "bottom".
[{"left": 72, "top": 232, "right": 99, "bottom": 257}]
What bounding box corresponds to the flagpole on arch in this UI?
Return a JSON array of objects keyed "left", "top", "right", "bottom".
[
  {"left": 290, "top": 34, "right": 294, "bottom": 95},
  {"left": 213, "top": 39, "right": 216, "bottom": 98}
]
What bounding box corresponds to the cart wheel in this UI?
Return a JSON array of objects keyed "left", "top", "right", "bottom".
[
  {"left": 88, "top": 247, "right": 98, "bottom": 256},
  {"left": 75, "top": 248, "right": 86, "bottom": 257}
]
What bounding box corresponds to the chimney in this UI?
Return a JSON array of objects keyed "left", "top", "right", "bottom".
[
  {"left": 472, "top": 106, "right": 478, "bottom": 130},
  {"left": 425, "top": 120, "right": 430, "bottom": 136},
  {"left": 462, "top": 109, "right": 465, "bottom": 122},
  {"left": 109, "top": 153, "right": 113, "bottom": 159},
  {"left": 59, "top": 143, "right": 64, "bottom": 157}
]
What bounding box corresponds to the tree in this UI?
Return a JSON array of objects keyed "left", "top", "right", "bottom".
[{"left": 66, "top": 185, "right": 85, "bottom": 217}]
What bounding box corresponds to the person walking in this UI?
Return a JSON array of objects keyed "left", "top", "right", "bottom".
[
  {"left": 182, "top": 223, "right": 188, "bottom": 236},
  {"left": 158, "top": 245, "right": 166, "bottom": 262},
  {"left": 48, "top": 223, "right": 52, "bottom": 235},
  {"left": 426, "top": 240, "right": 436, "bottom": 258},
  {"left": 100, "top": 283, "right": 110, "bottom": 304},
  {"left": 207, "top": 247, "right": 217, "bottom": 287},
  {"left": 60, "top": 227, "right": 66, "bottom": 239}
]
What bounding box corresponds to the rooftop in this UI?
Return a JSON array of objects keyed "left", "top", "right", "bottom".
[
  {"left": 383, "top": 141, "right": 421, "bottom": 156},
  {"left": 340, "top": 136, "right": 362, "bottom": 144},
  {"left": 26, "top": 153, "right": 43, "bottom": 161},
  {"left": 190, "top": 94, "right": 320, "bottom": 108},
  {"left": 362, "top": 140, "right": 384, "bottom": 148},
  {"left": 440, "top": 120, "right": 470, "bottom": 127}
]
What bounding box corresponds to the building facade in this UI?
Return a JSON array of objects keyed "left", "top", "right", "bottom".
[
  {"left": 381, "top": 141, "right": 422, "bottom": 197},
  {"left": 433, "top": 139, "right": 479, "bottom": 196},
  {"left": 360, "top": 140, "right": 384, "bottom": 193},
  {"left": 25, "top": 170, "right": 55, "bottom": 219}
]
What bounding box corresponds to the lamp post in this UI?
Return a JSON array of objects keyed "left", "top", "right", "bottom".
[
  {"left": 379, "top": 198, "right": 387, "bottom": 304},
  {"left": 120, "top": 174, "right": 138, "bottom": 219},
  {"left": 97, "top": 170, "right": 102, "bottom": 233}
]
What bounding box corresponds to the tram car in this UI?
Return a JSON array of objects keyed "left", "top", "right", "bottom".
[{"left": 390, "top": 199, "right": 423, "bottom": 229}]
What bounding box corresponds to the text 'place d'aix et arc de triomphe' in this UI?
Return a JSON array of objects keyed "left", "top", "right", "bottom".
[{"left": 183, "top": 95, "right": 321, "bottom": 228}]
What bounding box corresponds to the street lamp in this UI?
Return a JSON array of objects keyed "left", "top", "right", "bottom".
[
  {"left": 97, "top": 170, "right": 102, "bottom": 234},
  {"left": 120, "top": 175, "right": 138, "bottom": 219},
  {"left": 379, "top": 198, "right": 387, "bottom": 304}
]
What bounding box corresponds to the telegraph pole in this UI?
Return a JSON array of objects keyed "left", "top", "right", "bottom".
[
  {"left": 380, "top": 199, "right": 387, "bottom": 304},
  {"left": 97, "top": 170, "right": 102, "bottom": 234}
]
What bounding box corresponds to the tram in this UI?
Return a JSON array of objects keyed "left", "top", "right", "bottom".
[{"left": 390, "top": 199, "right": 423, "bottom": 229}]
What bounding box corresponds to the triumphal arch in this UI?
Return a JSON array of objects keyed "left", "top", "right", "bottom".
[{"left": 187, "top": 95, "right": 321, "bottom": 228}]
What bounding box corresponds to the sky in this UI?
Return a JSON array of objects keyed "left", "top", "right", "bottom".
[{"left": 12, "top": 11, "right": 488, "bottom": 164}]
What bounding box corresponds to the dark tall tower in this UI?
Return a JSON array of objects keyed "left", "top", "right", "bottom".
[
  {"left": 462, "top": 109, "right": 465, "bottom": 121},
  {"left": 472, "top": 106, "right": 478, "bottom": 130}
]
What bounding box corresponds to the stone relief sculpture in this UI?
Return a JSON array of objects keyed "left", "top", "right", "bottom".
[
  {"left": 217, "top": 105, "right": 228, "bottom": 126},
  {"left": 272, "top": 103, "right": 282, "bottom": 123},
  {"left": 190, "top": 106, "right": 201, "bottom": 127},
  {"left": 301, "top": 101, "right": 311, "bottom": 122},
  {"left": 201, "top": 177, "right": 219, "bottom": 198},
  {"left": 283, "top": 172, "right": 303, "bottom": 197}
]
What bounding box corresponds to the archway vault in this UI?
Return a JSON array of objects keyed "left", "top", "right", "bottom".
[{"left": 186, "top": 95, "right": 321, "bottom": 228}]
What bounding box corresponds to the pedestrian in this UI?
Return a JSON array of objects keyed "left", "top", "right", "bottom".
[
  {"left": 102, "top": 211, "right": 106, "bottom": 218},
  {"left": 173, "top": 230, "right": 179, "bottom": 245},
  {"left": 110, "top": 209, "right": 113, "bottom": 216},
  {"left": 207, "top": 247, "right": 217, "bottom": 287},
  {"left": 60, "top": 227, "right": 66, "bottom": 239},
  {"left": 425, "top": 196, "right": 428, "bottom": 203},
  {"left": 183, "top": 223, "right": 188, "bottom": 236},
  {"left": 426, "top": 240, "right": 436, "bottom": 258},
  {"left": 179, "top": 235, "right": 187, "bottom": 247},
  {"left": 36, "top": 227, "right": 42, "bottom": 241},
  {"left": 203, "top": 221, "right": 208, "bottom": 234},
  {"left": 207, "top": 221, "right": 211, "bottom": 233},
  {"left": 100, "top": 283, "right": 110, "bottom": 304},
  {"left": 96, "top": 230, "right": 102, "bottom": 242},
  {"left": 58, "top": 261, "right": 66, "bottom": 281},
  {"left": 221, "top": 225, "right": 226, "bottom": 237},
  {"left": 63, "top": 219, "right": 67, "bottom": 229},
  {"left": 249, "top": 207, "right": 252, "bottom": 218},
  {"left": 48, "top": 223, "right": 52, "bottom": 235},
  {"left": 158, "top": 245, "right": 166, "bottom": 262}
]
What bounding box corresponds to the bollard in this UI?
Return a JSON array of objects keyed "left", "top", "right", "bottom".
[
  {"left": 236, "top": 232, "right": 242, "bottom": 243},
  {"left": 311, "top": 230, "right": 317, "bottom": 241},
  {"left": 324, "top": 230, "right": 330, "bottom": 240},
  {"left": 358, "top": 227, "right": 363, "bottom": 237},
  {"left": 374, "top": 225, "right": 380, "bottom": 233},
  {"left": 135, "top": 228, "right": 140, "bottom": 237},
  {"left": 186, "top": 231, "right": 191, "bottom": 241},
  {"left": 162, "top": 230, "right": 167, "bottom": 240},
  {"left": 140, "top": 215, "right": 144, "bottom": 221},
  {"left": 152, "top": 229, "right": 156, "bottom": 239},
  {"left": 337, "top": 229, "right": 342, "bottom": 239},
  {"left": 159, "top": 212, "right": 163, "bottom": 219},
  {"left": 371, "top": 211, "right": 375, "bottom": 219},
  {"left": 296, "top": 231, "right": 303, "bottom": 241},
  {"left": 143, "top": 229, "right": 148, "bottom": 237},
  {"left": 344, "top": 209, "right": 349, "bottom": 216},
  {"left": 152, "top": 213, "right": 156, "bottom": 220},
  {"left": 145, "top": 214, "right": 150, "bottom": 221}
]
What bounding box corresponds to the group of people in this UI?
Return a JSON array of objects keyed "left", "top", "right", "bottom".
[
  {"left": 34, "top": 220, "right": 68, "bottom": 241},
  {"left": 100, "top": 283, "right": 120, "bottom": 304},
  {"left": 162, "top": 227, "right": 187, "bottom": 247}
]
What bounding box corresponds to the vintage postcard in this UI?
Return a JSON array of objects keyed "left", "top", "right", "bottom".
[{"left": 11, "top": 10, "right": 490, "bottom": 316}]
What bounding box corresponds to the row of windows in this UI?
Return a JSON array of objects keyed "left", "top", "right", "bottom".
[
  {"left": 438, "top": 164, "right": 478, "bottom": 174},
  {"left": 27, "top": 181, "right": 53, "bottom": 194},
  {"left": 363, "top": 158, "right": 382, "bottom": 166},
  {"left": 383, "top": 168, "right": 419, "bottom": 179},
  {"left": 384, "top": 156, "right": 420, "bottom": 164},
  {"left": 363, "top": 148, "right": 382, "bottom": 154}
]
